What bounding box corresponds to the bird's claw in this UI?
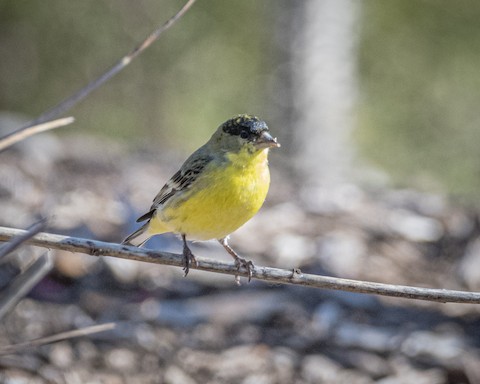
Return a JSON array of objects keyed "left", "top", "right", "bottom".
[
  {"left": 182, "top": 247, "right": 198, "bottom": 277},
  {"left": 234, "top": 257, "right": 255, "bottom": 285}
]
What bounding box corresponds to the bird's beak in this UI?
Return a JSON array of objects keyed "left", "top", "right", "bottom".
[{"left": 256, "top": 131, "right": 281, "bottom": 149}]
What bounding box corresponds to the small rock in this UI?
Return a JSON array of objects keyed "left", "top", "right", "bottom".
[
  {"left": 19, "top": 133, "right": 64, "bottom": 175},
  {"left": 0, "top": 370, "right": 44, "bottom": 384},
  {"left": 387, "top": 209, "right": 443, "bottom": 242},
  {"left": 49, "top": 342, "right": 73, "bottom": 368},
  {"left": 54, "top": 250, "right": 98, "bottom": 279},
  {"left": 301, "top": 355, "right": 341, "bottom": 383},
  {"left": 76, "top": 340, "right": 99, "bottom": 362},
  {"left": 164, "top": 365, "right": 197, "bottom": 384},
  {"left": 445, "top": 210, "right": 474, "bottom": 239},
  {"left": 301, "top": 183, "right": 365, "bottom": 214},
  {"left": 342, "top": 350, "right": 391, "bottom": 378},
  {"left": 242, "top": 373, "right": 275, "bottom": 384},
  {"left": 401, "top": 330, "right": 465, "bottom": 364},
  {"left": 103, "top": 257, "right": 140, "bottom": 284},
  {"left": 316, "top": 230, "right": 367, "bottom": 277},
  {"left": 378, "top": 357, "right": 444, "bottom": 384},
  {"left": 457, "top": 238, "right": 480, "bottom": 291},
  {"left": 311, "top": 301, "right": 344, "bottom": 335},
  {"left": 271, "top": 348, "right": 298, "bottom": 384},
  {"left": 301, "top": 354, "right": 372, "bottom": 384},
  {"left": 234, "top": 202, "right": 307, "bottom": 254},
  {"left": 105, "top": 348, "right": 137, "bottom": 372},
  {"left": 334, "top": 322, "right": 398, "bottom": 353},
  {"left": 272, "top": 233, "right": 315, "bottom": 267}
]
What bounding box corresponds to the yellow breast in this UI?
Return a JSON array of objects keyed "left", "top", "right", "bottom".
[{"left": 152, "top": 148, "right": 271, "bottom": 240}]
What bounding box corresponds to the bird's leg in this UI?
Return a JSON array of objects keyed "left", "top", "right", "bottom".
[
  {"left": 182, "top": 234, "right": 197, "bottom": 277},
  {"left": 219, "top": 237, "right": 254, "bottom": 284}
]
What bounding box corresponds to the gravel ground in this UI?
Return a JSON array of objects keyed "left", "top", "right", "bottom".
[{"left": 1, "top": 133, "right": 480, "bottom": 383}]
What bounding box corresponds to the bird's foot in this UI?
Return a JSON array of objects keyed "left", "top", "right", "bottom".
[
  {"left": 182, "top": 244, "right": 198, "bottom": 277},
  {"left": 233, "top": 256, "right": 255, "bottom": 285},
  {"left": 219, "top": 237, "right": 254, "bottom": 285}
]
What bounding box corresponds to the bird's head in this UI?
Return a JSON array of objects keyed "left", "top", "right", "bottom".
[{"left": 210, "top": 114, "right": 280, "bottom": 153}]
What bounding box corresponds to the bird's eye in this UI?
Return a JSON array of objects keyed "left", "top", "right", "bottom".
[{"left": 240, "top": 130, "right": 249, "bottom": 139}]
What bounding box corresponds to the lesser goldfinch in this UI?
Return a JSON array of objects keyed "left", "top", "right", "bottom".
[{"left": 123, "top": 115, "right": 280, "bottom": 282}]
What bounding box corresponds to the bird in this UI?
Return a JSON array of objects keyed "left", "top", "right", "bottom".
[{"left": 123, "top": 114, "right": 280, "bottom": 283}]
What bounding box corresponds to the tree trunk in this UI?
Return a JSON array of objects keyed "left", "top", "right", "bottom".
[{"left": 292, "top": 0, "right": 360, "bottom": 193}]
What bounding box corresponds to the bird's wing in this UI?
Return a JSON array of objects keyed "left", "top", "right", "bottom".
[{"left": 136, "top": 153, "right": 214, "bottom": 223}]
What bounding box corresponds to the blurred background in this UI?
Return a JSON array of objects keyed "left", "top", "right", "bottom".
[{"left": 1, "top": 0, "right": 480, "bottom": 383}]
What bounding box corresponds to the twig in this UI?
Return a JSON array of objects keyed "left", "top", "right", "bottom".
[
  {"left": 0, "top": 253, "right": 53, "bottom": 320},
  {"left": 0, "top": 226, "right": 479, "bottom": 304},
  {"left": 0, "top": 219, "right": 48, "bottom": 260},
  {"left": 0, "top": 219, "right": 52, "bottom": 319},
  {"left": 0, "top": 117, "right": 74, "bottom": 153},
  {"left": 0, "top": 0, "right": 196, "bottom": 150},
  {"left": 24, "top": 0, "right": 197, "bottom": 128},
  {"left": 0, "top": 323, "right": 116, "bottom": 355}
]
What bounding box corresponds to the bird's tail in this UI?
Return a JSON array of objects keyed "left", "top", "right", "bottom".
[{"left": 122, "top": 222, "right": 152, "bottom": 247}]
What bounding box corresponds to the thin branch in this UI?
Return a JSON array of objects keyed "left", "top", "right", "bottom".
[
  {"left": 0, "top": 323, "right": 116, "bottom": 356},
  {"left": 0, "top": 219, "right": 52, "bottom": 319},
  {"left": 0, "top": 253, "right": 53, "bottom": 320},
  {"left": 24, "top": 0, "right": 197, "bottom": 129},
  {"left": 0, "top": 219, "right": 48, "bottom": 260},
  {"left": 0, "top": 227, "right": 478, "bottom": 304},
  {"left": 1, "top": 0, "right": 196, "bottom": 150},
  {"left": 0, "top": 117, "right": 74, "bottom": 153}
]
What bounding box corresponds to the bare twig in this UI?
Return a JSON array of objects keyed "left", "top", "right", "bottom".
[
  {"left": 0, "top": 253, "right": 53, "bottom": 320},
  {"left": 0, "top": 226, "right": 479, "bottom": 304},
  {"left": 0, "top": 117, "right": 74, "bottom": 153},
  {"left": 0, "top": 219, "right": 52, "bottom": 319},
  {"left": 0, "top": 323, "right": 116, "bottom": 355},
  {"left": 0, "top": 0, "right": 196, "bottom": 150},
  {"left": 24, "top": 0, "right": 197, "bottom": 129},
  {"left": 0, "top": 219, "right": 48, "bottom": 260}
]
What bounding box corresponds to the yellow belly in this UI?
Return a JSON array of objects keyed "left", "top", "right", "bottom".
[{"left": 149, "top": 149, "right": 270, "bottom": 240}]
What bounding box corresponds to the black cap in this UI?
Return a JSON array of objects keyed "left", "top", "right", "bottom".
[{"left": 221, "top": 115, "right": 268, "bottom": 138}]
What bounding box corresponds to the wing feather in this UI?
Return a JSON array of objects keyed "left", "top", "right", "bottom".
[{"left": 135, "top": 153, "right": 213, "bottom": 222}]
